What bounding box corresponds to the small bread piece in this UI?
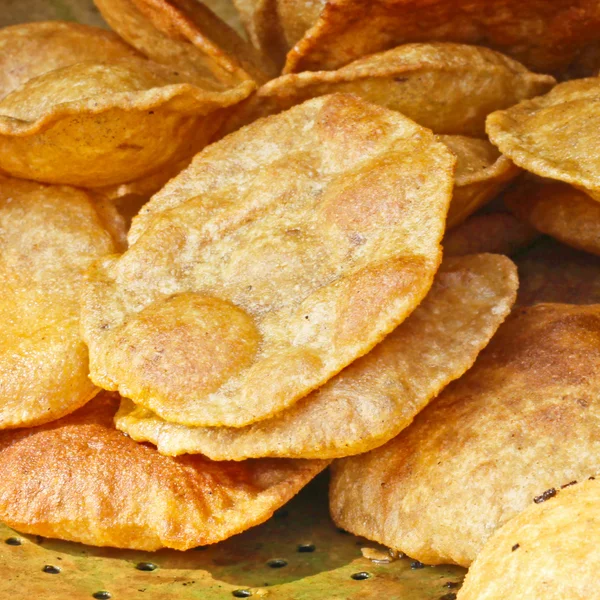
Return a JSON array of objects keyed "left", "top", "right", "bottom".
[
  {"left": 283, "top": 0, "right": 600, "bottom": 74},
  {"left": 330, "top": 304, "right": 600, "bottom": 567},
  {"left": 458, "top": 479, "right": 600, "bottom": 600},
  {"left": 0, "top": 20, "right": 243, "bottom": 188},
  {"left": 0, "top": 175, "right": 115, "bottom": 429},
  {"left": 0, "top": 393, "right": 328, "bottom": 551},
  {"left": 0, "top": 56, "right": 253, "bottom": 187},
  {"left": 0, "top": 21, "right": 141, "bottom": 99},
  {"left": 487, "top": 78, "right": 600, "bottom": 202},
  {"left": 515, "top": 238, "right": 600, "bottom": 306},
  {"left": 505, "top": 179, "right": 600, "bottom": 256},
  {"left": 94, "top": 0, "right": 274, "bottom": 83},
  {"left": 81, "top": 94, "right": 455, "bottom": 428},
  {"left": 444, "top": 212, "right": 539, "bottom": 257},
  {"left": 224, "top": 44, "right": 555, "bottom": 137},
  {"left": 115, "top": 254, "right": 517, "bottom": 459}
]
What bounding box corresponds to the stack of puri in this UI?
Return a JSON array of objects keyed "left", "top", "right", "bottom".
[
  {"left": 330, "top": 45, "right": 600, "bottom": 600},
  {"left": 0, "top": 3, "right": 598, "bottom": 589}
]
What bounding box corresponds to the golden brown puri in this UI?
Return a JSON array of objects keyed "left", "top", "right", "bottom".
[
  {"left": 487, "top": 78, "right": 600, "bottom": 202},
  {"left": 283, "top": 0, "right": 600, "bottom": 75},
  {"left": 0, "top": 56, "right": 254, "bottom": 187},
  {"left": 0, "top": 393, "right": 328, "bottom": 551},
  {"left": 515, "top": 238, "right": 600, "bottom": 306},
  {"left": 81, "top": 94, "right": 455, "bottom": 429},
  {"left": 0, "top": 21, "right": 141, "bottom": 99},
  {"left": 458, "top": 479, "right": 600, "bottom": 600},
  {"left": 440, "top": 136, "right": 519, "bottom": 229},
  {"left": 505, "top": 179, "right": 600, "bottom": 256},
  {"left": 443, "top": 212, "right": 539, "bottom": 257},
  {"left": 0, "top": 21, "right": 219, "bottom": 188},
  {"left": 223, "top": 43, "right": 554, "bottom": 137},
  {"left": 93, "top": 0, "right": 275, "bottom": 83},
  {"left": 330, "top": 304, "right": 600, "bottom": 567},
  {"left": 116, "top": 254, "right": 518, "bottom": 460},
  {"left": 0, "top": 175, "right": 115, "bottom": 429}
]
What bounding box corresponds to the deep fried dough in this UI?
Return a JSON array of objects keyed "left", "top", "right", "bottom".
[
  {"left": 331, "top": 304, "right": 600, "bottom": 566},
  {"left": 0, "top": 175, "right": 115, "bottom": 428},
  {"left": 487, "top": 78, "right": 600, "bottom": 202},
  {"left": 115, "top": 254, "right": 517, "bottom": 459},
  {"left": 0, "top": 393, "right": 328, "bottom": 551},
  {"left": 0, "top": 21, "right": 141, "bottom": 99},
  {"left": 0, "top": 56, "right": 253, "bottom": 186},
  {"left": 94, "top": 0, "right": 274, "bottom": 82},
  {"left": 283, "top": 0, "right": 600, "bottom": 75},
  {"left": 224, "top": 43, "right": 554, "bottom": 137},
  {"left": 222, "top": 46, "right": 529, "bottom": 227},
  {"left": 81, "top": 94, "right": 455, "bottom": 428},
  {"left": 458, "top": 480, "right": 600, "bottom": 599},
  {"left": 506, "top": 179, "right": 600, "bottom": 256}
]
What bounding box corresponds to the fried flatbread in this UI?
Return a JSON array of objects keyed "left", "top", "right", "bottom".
[
  {"left": 0, "top": 175, "right": 115, "bottom": 428},
  {"left": 81, "top": 94, "right": 455, "bottom": 427},
  {"left": 331, "top": 303, "right": 600, "bottom": 567},
  {"left": 94, "top": 0, "right": 274, "bottom": 82},
  {"left": 458, "top": 479, "right": 600, "bottom": 599},
  {"left": 487, "top": 78, "right": 600, "bottom": 202},
  {"left": 0, "top": 393, "right": 328, "bottom": 551},
  {"left": 0, "top": 56, "right": 253, "bottom": 186},
  {"left": 225, "top": 43, "right": 554, "bottom": 137},
  {"left": 222, "top": 46, "right": 528, "bottom": 228},
  {"left": 283, "top": 0, "right": 600, "bottom": 75},
  {"left": 115, "top": 254, "right": 517, "bottom": 459},
  {"left": 0, "top": 21, "right": 141, "bottom": 99}
]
